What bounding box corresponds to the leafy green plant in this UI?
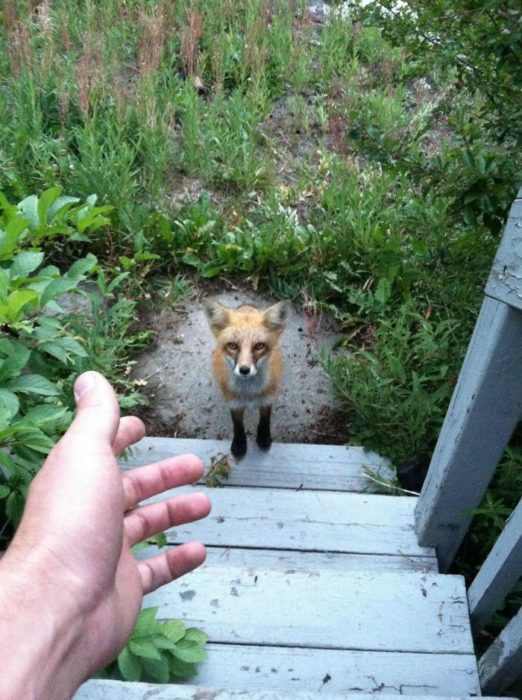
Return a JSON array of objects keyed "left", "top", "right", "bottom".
[
  {"left": 205, "top": 453, "right": 232, "bottom": 488},
  {"left": 324, "top": 304, "right": 459, "bottom": 464},
  {"left": 0, "top": 188, "right": 143, "bottom": 533},
  {"left": 99, "top": 607, "right": 207, "bottom": 683}
]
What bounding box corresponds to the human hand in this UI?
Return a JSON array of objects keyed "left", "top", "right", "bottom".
[{"left": 0, "top": 371, "right": 211, "bottom": 700}]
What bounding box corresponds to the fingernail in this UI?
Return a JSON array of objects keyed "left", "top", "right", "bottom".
[{"left": 74, "top": 372, "right": 97, "bottom": 402}]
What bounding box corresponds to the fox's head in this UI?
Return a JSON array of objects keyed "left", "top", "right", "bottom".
[{"left": 203, "top": 299, "right": 291, "bottom": 378}]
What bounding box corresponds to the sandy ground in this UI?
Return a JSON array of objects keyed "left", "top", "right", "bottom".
[{"left": 133, "top": 290, "right": 346, "bottom": 445}]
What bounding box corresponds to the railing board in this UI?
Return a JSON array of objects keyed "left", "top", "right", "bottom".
[
  {"left": 468, "top": 497, "right": 522, "bottom": 633},
  {"left": 121, "top": 438, "right": 393, "bottom": 493},
  {"left": 415, "top": 297, "right": 522, "bottom": 570},
  {"left": 145, "top": 485, "right": 433, "bottom": 558},
  {"left": 144, "top": 564, "right": 473, "bottom": 654},
  {"left": 486, "top": 187, "right": 522, "bottom": 310},
  {"left": 479, "top": 605, "right": 522, "bottom": 695}
]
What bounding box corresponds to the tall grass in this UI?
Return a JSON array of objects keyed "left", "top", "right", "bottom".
[{"left": 0, "top": 0, "right": 518, "bottom": 498}]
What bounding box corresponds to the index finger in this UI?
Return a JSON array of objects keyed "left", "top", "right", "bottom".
[{"left": 122, "top": 454, "right": 205, "bottom": 510}]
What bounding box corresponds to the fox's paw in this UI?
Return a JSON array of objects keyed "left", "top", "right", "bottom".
[
  {"left": 231, "top": 436, "right": 247, "bottom": 460},
  {"left": 256, "top": 432, "right": 272, "bottom": 452}
]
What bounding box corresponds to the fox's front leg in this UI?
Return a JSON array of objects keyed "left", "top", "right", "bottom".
[
  {"left": 256, "top": 405, "right": 272, "bottom": 451},
  {"left": 230, "top": 408, "right": 247, "bottom": 459}
]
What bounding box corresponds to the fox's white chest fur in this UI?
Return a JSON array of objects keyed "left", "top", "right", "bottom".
[{"left": 224, "top": 355, "right": 272, "bottom": 409}]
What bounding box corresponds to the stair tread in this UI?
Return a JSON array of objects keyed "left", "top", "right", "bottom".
[
  {"left": 100, "top": 438, "right": 484, "bottom": 697},
  {"left": 120, "top": 437, "right": 394, "bottom": 493},
  {"left": 76, "top": 680, "right": 515, "bottom": 700}
]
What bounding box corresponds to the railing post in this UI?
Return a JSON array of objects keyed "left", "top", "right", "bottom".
[
  {"left": 479, "top": 606, "right": 522, "bottom": 695},
  {"left": 468, "top": 496, "right": 522, "bottom": 634},
  {"left": 415, "top": 187, "right": 522, "bottom": 571}
]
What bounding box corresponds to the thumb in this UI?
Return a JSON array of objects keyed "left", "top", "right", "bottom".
[{"left": 69, "top": 371, "right": 121, "bottom": 445}]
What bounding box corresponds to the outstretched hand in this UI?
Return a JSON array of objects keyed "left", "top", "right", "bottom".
[{"left": 0, "top": 371, "right": 211, "bottom": 700}]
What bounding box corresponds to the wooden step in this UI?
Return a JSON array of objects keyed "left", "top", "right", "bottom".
[
  {"left": 74, "top": 438, "right": 487, "bottom": 698},
  {"left": 120, "top": 437, "right": 395, "bottom": 493},
  {"left": 75, "top": 682, "right": 514, "bottom": 700}
]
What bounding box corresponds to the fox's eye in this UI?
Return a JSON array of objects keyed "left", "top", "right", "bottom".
[
  {"left": 254, "top": 342, "right": 266, "bottom": 351},
  {"left": 226, "top": 342, "right": 238, "bottom": 351}
]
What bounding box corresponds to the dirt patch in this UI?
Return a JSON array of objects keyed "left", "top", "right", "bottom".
[{"left": 133, "top": 288, "right": 346, "bottom": 446}]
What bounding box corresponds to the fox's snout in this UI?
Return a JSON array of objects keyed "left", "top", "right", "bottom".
[{"left": 237, "top": 363, "right": 256, "bottom": 377}]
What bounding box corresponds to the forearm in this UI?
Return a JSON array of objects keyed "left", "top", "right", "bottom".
[{"left": 0, "top": 550, "right": 85, "bottom": 700}]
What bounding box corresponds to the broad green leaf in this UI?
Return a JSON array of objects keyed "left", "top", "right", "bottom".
[
  {"left": 117, "top": 646, "right": 142, "bottom": 682},
  {"left": 40, "top": 278, "right": 80, "bottom": 307},
  {"left": 37, "top": 187, "right": 62, "bottom": 225},
  {"left": 22, "top": 405, "right": 69, "bottom": 427},
  {"left": 67, "top": 254, "right": 97, "bottom": 278},
  {"left": 6, "top": 374, "right": 60, "bottom": 396},
  {"left": 0, "top": 345, "right": 30, "bottom": 382},
  {"left": 150, "top": 635, "right": 177, "bottom": 651},
  {"left": 39, "top": 338, "right": 88, "bottom": 364},
  {"left": 19, "top": 430, "right": 55, "bottom": 453},
  {"left": 141, "top": 655, "right": 170, "bottom": 683},
  {"left": 160, "top": 619, "right": 186, "bottom": 644},
  {"left": 0, "top": 268, "right": 9, "bottom": 298},
  {"left": 5, "top": 215, "right": 29, "bottom": 244},
  {"left": 34, "top": 317, "right": 62, "bottom": 342},
  {"left": 0, "top": 389, "right": 19, "bottom": 422},
  {"left": 6, "top": 489, "right": 25, "bottom": 526},
  {"left": 132, "top": 607, "right": 159, "bottom": 637},
  {"left": 168, "top": 656, "right": 197, "bottom": 679},
  {"left": 2, "top": 290, "right": 38, "bottom": 321},
  {"left": 171, "top": 639, "right": 207, "bottom": 664},
  {"left": 128, "top": 639, "right": 162, "bottom": 661},
  {"left": 47, "top": 195, "right": 80, "bottom": 221},
  {"left": 10, "top": 251, "right": 44, "bottom": 279},
  {"left": 184, "top": 627, "right": 208, "bottom": 645},
  {"left": 0, "top": 451, "right": 18, "bottom": 478},
  {"left": 0, "top": 484, "right": 10, "bottom": 499},
  {"left": 17, "top": 195, "right": 40, "bottom": 229}
]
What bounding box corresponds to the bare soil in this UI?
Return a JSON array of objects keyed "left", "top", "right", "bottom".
[{"left": 133, "top": 285, "right": 347, "bottom": 446}]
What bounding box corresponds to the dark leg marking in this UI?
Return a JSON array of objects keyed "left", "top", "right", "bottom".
[
  {"left": 230, "top": 408, "right": 247, "bottom": 459},
  {"left": 256, "top": 405, "right": 272, "bottom": 451}
]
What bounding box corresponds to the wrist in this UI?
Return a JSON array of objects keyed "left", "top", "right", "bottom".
[{"left": 0, "top": 546, "right": 86, "bottom": 700}]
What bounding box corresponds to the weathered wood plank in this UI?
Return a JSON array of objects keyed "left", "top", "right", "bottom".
[
  {"left": 415, "top": 297, "right": 522, "bottom": 571},
  {"left": 479, "top": 606, "right": 522, "bottom": 695},
  {"left": 171, "top": 643, "right": 480, "bottom": 695},
  {"left": 75, "top": 683, "right": 514, "bottom": 700},
  {"left": 121, "top": 438, "right": 394, "bottom": 492},
  {"left": 144, "top": 565, "right": 473, "bottom": 654},
  {"left": 137, "top": 544, "right": 437, "bottom": 573},
  {"left": 147, "top": 486, "right": 433, "bottom": 558},
  {"left": 468, "top": 496, "right": 522, "bottom": 633},
  {"left": 486, "top": 187, "right": 522, "bottom": 310}
]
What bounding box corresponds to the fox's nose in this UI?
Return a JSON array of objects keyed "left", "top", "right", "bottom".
[{"left": 239, "top": 365, "right": 251, "bottom": 375}]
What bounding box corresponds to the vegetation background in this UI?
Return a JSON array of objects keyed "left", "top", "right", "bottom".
[{"left": 0, "top": 0, "right": 520, "bottom": 686}]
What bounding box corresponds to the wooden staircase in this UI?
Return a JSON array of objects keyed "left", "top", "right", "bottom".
[{"left": 75, "top": 438, "right": 512, "bottom": 699}]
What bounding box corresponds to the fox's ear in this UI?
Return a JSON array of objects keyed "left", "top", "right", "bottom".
[
  {"left": 263, "top": 300, "right": 291, "bottom": 331},
  {"left": 202, "top": 299, "right": 230, "bottom": 335}
]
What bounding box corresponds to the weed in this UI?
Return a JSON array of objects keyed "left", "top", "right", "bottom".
[
  {"left": 205, "top": 453, "right": 232, "bottom": 488},
  {"left": 98, "top": 607, "right": 207, "bottom": 683}
]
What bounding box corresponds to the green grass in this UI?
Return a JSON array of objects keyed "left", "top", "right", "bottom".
[{"left": 1, "top": 0, "right": 521, "bottom": 652}]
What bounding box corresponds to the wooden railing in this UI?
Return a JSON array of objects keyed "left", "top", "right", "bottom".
[{"left": 414, "top": 187, "right": 522, "bottom": 695}]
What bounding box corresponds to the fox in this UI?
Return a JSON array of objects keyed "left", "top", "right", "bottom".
[{"left": 203, "top": 298, "right": 291, "bottom": 459}]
